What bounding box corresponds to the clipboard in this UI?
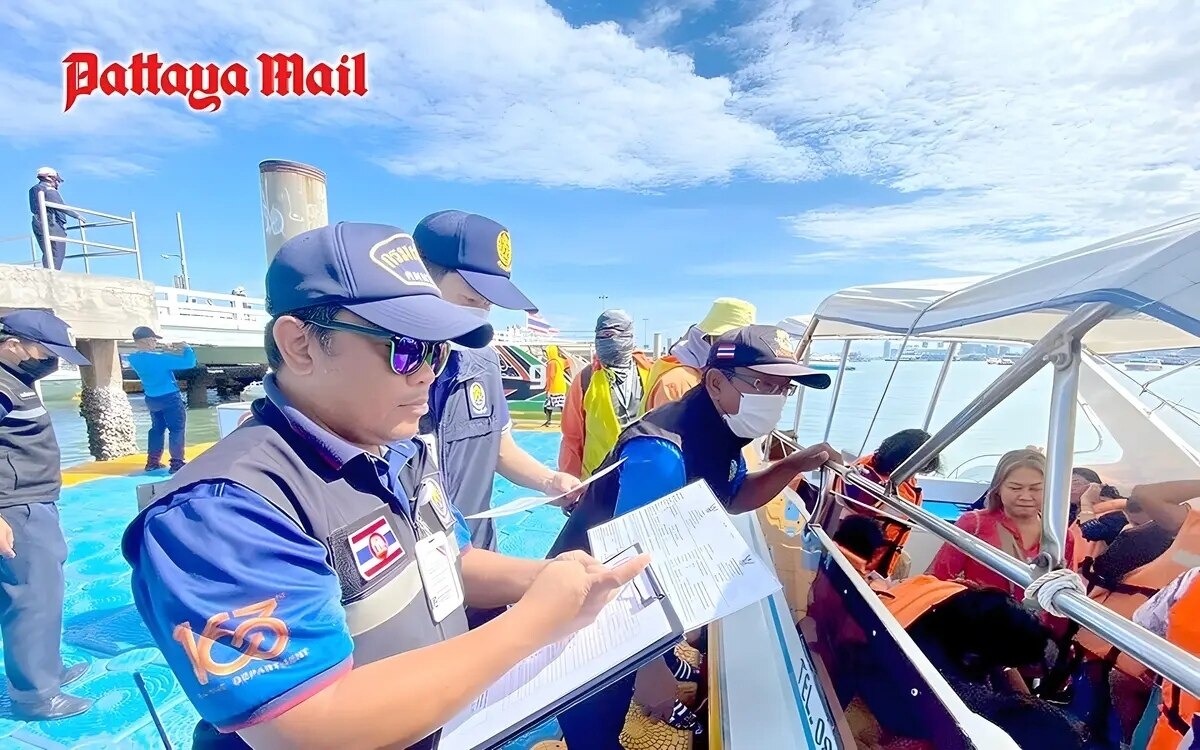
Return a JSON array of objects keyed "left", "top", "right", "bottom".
[{"left": 438, "top": 545, "right": 685, "bottom": 750}]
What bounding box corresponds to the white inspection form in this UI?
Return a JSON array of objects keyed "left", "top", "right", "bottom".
[
  {"left": 439, "top": 547, "right": 678, "bottom": 750},
  {"left": 465, "top": 460, "right": 625, "bottom": 519},
  {"left": 588, "top": 480, "right": 782, "bottom": 632}
]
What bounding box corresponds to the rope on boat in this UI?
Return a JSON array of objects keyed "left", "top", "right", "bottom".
[{"left": 1024, "top": 569, "right": 1087, "bottom": 618}]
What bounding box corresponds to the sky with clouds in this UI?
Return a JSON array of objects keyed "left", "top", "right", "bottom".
[{"left": 1, "top": 0, "right": 1197, "bottom": 342}]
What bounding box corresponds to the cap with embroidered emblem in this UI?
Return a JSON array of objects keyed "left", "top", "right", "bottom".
[
  {"left": 265, "top": 222, "right": 493, "bottom": 348},
  {"left": 412, "top": 210, "right": 537, "bottom": 312},
  {"left": 0, "top": 309, "right": 90, "bottom": 365},
  {"left": 707, "top": 324, "right": 830, "bottom": 389}
]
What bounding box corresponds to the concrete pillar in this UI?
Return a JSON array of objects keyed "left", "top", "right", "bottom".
[
  {"left": 76, "top": 339, "right": 138, "bottom": 461},
  {"left": 258, "top": 160, "right": 329, "bottom": 263},
  {"left": 186, "top": 374, "right": 209, "bottom": 408}
]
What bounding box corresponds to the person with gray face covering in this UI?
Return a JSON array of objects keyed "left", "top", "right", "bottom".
[{"left": 559, "top": 310, "right": 652, "bottom": 480}]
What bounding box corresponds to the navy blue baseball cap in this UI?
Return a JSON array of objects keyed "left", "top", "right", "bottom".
[
  {"left": 265, "top": 222, "right": 493, "bottom": 348},
  {"left": 707, "top": 325, "right": 830, "bottom": 389},
  {"left": 131, "top": 326, "right": 161, "bottom": 340},
  {"left": 0, "top": 309, "right": 90, "bottom": 365},
  {"left": 412, "top": 210, "right": 537, "bottom": 312}
]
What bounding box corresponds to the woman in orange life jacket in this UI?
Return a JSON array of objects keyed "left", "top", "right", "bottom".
[
  {"left": 834, "top": 428, "right": 942, "bottom": 578},
  {"left": 929, "top": 449, "right": 1078, "bottom": 602},
  {"left": 1069, "top": 479, "right": 1200, "bottom": 744},
  {"left": 1133, "top": 566, "right": 1200, "bottom": 750}
]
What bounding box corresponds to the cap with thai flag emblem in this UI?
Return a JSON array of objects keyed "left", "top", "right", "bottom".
[
  {"left": 705, "top": 324, "right": 831, "bottom": 389},
  {"left": 349, "top": 516, "right": 406, "bottom": 581}
]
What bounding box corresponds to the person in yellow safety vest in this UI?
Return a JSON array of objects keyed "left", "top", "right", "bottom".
[
  {"left": 541, "top": 344, "right": 569, "bottom": 427},
  {"left": 640, "top": 297, "right": 756, "bottom": 415},
  {"left": 1134, "top": 567, "right": 1200, "bottom": 750},
  {"left": 559, "top": 310, "right": 652, "bottom": 480}
]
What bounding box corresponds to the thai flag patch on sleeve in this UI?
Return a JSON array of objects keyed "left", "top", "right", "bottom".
[
  {"left": 349, "top": 516, "right": 406, "bottom": 581},
  {"left": 715, "top": 344, "right": 737, "bottom": 359}
]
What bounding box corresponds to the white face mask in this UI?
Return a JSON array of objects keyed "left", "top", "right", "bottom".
[
  {"left": 722, "top": 392, "right": 787, "bottom": 439},
  {"left": 463, "top": 305, "right": 490, "bottom": 322}
]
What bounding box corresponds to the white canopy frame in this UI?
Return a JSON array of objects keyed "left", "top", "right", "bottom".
[{"left": 775, "top": 213, "right": 1200, "bottom": 703}]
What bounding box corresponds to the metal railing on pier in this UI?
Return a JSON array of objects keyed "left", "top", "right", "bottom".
[
  {"left": 32, "top": 191, "right": 144, "bottom": 278},
  {"left": 155, "top": 288, "right": 270, "bottom": 332}
]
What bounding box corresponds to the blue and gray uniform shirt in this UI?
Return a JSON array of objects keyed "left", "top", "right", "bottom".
[
  {"left": 423, "top": 347, "right": 511, "bottom": 551},
  {"left": 123, "top": 377, "right": 472, "bottom": 731},
  {"left": 28, "top": 182, "right": 78, "bottom": 230},
  {"left": 0, "top": 363, "right": 62, "bottom": 508}
]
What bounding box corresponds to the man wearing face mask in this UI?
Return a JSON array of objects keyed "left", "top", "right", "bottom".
[
  {"left": 413, "top": 211, "right": 582, "bottom": 627},
  {"left": 559, "top": 310, "right": 653, "bottom": 481},
  {"left": 0, "top": 310, "right": 94, "bottom": 720},
  {"left": 548, "top": 324, "right": 838, "bottom": 749}
]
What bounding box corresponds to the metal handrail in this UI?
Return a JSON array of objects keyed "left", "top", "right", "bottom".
[
  {"left": 34, "top": 191, "right": 144, "bottom": 279},
  {"left": 771, "top": 430, "right": 1200, "bottom": 699}
]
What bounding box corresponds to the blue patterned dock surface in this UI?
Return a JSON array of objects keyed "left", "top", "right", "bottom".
[{"left": 0, "top": 431, "right": 567, "bottom": 749}]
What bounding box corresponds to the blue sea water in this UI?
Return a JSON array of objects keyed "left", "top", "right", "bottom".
[{"left": 0, "top": 432, "right": 568, "bottom": 750}]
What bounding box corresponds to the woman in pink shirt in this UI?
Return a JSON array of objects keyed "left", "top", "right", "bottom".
[{"left": 930, "top": 448, "right": 1075, "bottom": 600}]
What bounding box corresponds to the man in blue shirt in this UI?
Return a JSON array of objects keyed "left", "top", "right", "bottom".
[
  {"left": 414, "top": 211, "right": 582, "bottom": 627},
  {"left": 122, "top": 222, "right": 647, "bottom": 750},
  {"left": 549, "top": 324, "right": 839, "bottom": 749},
  {"left": 125, "top": 326, "right": 197, "bottom": 473},
  {"left": 0, "top": 310, "right": 94, "bottom": 720}
]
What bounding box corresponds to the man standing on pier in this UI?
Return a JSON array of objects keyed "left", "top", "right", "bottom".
[
  {"left": 126, "top": 327, "right": 196, "bottom": 474},
  {"left": 413, "top": 210, "right": 582, "bottom": 629},
  {"left": 28, "top": 167, "right": 81, "bottom": 271},
  {"left": 0, "top": 310, "right": 94, "bottom": 721}
]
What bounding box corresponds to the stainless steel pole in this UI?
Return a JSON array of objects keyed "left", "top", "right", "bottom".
[
  {"left": 923, "top": 342, "right": 958, "bottom": 430},
  {"left": 822, "top": 340, "right": 852, "bottom": 441},
  {"left": 176, "top": 213, "right": 191, "bottom": 289}
]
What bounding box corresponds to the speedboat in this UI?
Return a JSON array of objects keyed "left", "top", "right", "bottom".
[{"left": 708, "top": 213, "right": 1200, "bottom": 748}]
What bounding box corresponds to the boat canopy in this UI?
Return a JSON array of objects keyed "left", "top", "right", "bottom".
[{"left": 804, "top": 214, "right": 1200, "bottom": 354}]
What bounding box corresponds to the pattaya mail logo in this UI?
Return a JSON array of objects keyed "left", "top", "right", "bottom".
[{"left": 62, "top": 52, "right": 368, "bottom": 113}]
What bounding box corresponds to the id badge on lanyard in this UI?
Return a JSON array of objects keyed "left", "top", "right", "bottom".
[{"left": 415, "top": 531, "right": 465, "bottom": 623}]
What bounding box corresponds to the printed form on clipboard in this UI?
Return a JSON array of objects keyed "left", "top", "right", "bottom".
[
  {"left": 438, "top": 545, "right": 684, "bottom": 750},
  {"left": 588, "top": 479, "right": 783, "bottom": 632}
]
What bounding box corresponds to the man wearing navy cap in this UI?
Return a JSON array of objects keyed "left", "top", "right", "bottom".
[
  {"left": 548, "top": 324, "right": 839, "bottom": 749},
  {"left": 414, "top": 211, "right": 582, "bottom": 626},
  {"left": 0, "top": 309, "right": 93, "bottom": 720},
  {"left": 122, "top": 223, "right": 646, "bottom": 750}
]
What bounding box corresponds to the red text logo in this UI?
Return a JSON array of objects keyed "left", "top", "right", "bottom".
[{"left": 62, "top": 52, "right": 368, "bottom": 113}]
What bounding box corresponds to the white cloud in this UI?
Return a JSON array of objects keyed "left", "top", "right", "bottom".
[
  {"left": 733, "top": 0, "right": 1200, "bottom": 271},
  {"left": 3, "top": 0, "right": 1198, "bottom": 278},
  {"left": 627, "top": 0, "right": 719, "bottom": 45},
  {"left": 63, "top": 154, "right": 154, "bottom": 178},
  {"left": 687, "top": 249, "right": 856, "bottom": 276},
  {"left": 0, "top": 0, "right": 815, "bottom": 190}
]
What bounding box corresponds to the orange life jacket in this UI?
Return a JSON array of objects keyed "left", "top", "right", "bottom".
[
  {"left": 1146, "top": 573, "right": 1200, "bottom": 750},
  {"left": 878, "top": 574, "right": 967, "bottom": 629},
  {"left": 838, "top": 544, "right": 872, "bottom": 578},
  {"left": 1076, "top": 506, "right": 1200, "bottom": 681},
  {"left": 833, "top": 455, "right": 923, "bottom": 577}
]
